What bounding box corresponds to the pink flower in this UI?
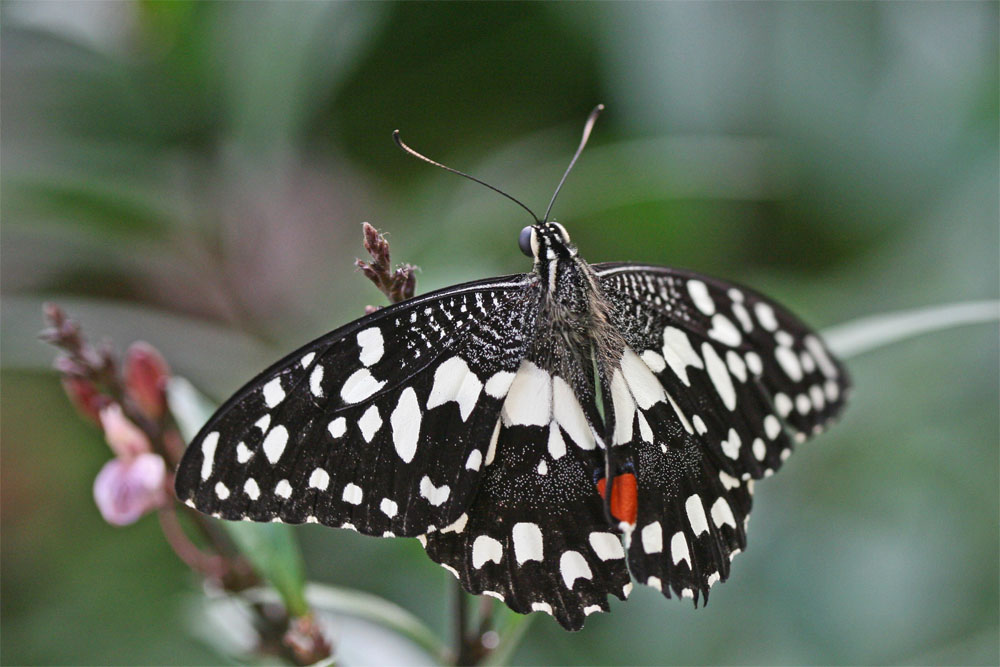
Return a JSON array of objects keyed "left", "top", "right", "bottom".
[
  {"left": 124, "top": 341, "right": 170, "bottom": 420},
  {"left": 99, "top": 403, "right": 151, "bottom": 459},
  {"left": 93, "top": 453, "right": 168, "bottom": 526}
]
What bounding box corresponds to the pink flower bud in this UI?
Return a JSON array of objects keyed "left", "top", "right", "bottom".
[
  {"left": 92, "top": 453, "right": 168, "bottom": 526},
  {"left": 61, "top": 376, "right": 104, "bottom": 425},
  {"left": 99, "top": 403, "right": 152, "bottom": 459},
  {"left": 124, "top": 341, "right": 170, "bottom": 420}
]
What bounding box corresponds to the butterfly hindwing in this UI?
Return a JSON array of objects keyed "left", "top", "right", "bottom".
[
  {"left": 175, "top": 275, "right": 539, "bottom": 537},
  {"left": 594, "top": 263, "right": 850, "bottom": 481},
  {"left": 623, "top": 406, "right": 755, "bottom": 603},
  {"left": 422, "top": 343, "right": 632, "bottom": 631}
]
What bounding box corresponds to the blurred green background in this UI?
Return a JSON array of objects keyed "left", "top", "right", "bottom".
[{"left": 2, "top": 1, "right": 998, "bottom": 665}]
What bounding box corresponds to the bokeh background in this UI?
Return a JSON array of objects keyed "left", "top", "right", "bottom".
[{"left": 2, "top": 2, "right": 998, "bottom": 665}]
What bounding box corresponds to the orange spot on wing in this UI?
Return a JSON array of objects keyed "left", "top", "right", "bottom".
[{"left": 596, "top": 473, "right": 638, "bottom": 526}]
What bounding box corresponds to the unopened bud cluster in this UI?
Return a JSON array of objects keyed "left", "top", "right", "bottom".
[{"left": 42, "top": 304, "right": 175, "bottom": 525}]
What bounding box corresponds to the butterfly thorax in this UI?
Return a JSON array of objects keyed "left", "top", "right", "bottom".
[{"left": 527, "top": 222, "right": 626, "bottom": 389}]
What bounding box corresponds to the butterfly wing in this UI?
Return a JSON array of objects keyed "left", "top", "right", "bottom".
[
  {"left": 592, "top": 262, "right": 849, "bottom": 600},
  {"left": 175, "top": 274, "right": 540, "bottom": 537},
  {"left": 594, "top": 262, "right": 850, "bottom": 479},
  {"left": 422, "top": 342, "right": 632, "bottom": 631}
]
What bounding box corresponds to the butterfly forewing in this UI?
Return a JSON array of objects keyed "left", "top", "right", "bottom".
[
  {"left": 175, "top": 275, "right": 539, "bottom": 536},
  {"left": 594, "top": 263, "right": 850, "bottom": 482}
]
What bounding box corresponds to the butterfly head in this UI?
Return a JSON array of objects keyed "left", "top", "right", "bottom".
[{"left": 518, "top": 222, "right": 577, "bottom": 262}]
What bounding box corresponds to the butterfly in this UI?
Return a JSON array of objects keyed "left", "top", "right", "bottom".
[{"left": 175, "top": 107, "right": 850, "bottom": 631}]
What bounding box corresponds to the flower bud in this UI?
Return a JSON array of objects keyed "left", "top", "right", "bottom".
[
  {"left": 93, "top": 453, "right": 168, "bottom": 526},
  {"left": 61, "top": 376, "right": 104, "bottom": 425},
  {"left": 99, "top": 403, "right": 152, "bottom": 459},
  {"left": 124, "top": 341, "right": 170, "bottom": 420}
]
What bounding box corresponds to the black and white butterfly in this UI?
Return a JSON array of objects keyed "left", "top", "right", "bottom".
[{"left": 175, "top": 108, "right": 850, "bottom": 631}]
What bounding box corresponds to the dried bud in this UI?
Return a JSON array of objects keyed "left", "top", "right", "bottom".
[
  {"left": 61, "top": 376, "right": 105, "bottom": 425},
  {"left": 99, "top": 403, "right": 152, "bottom": 459},
  {"left": 283, "top": 614, "right": 332, "bottom": 665},
  {"left": 53, "top": 354, "right": 88, "bottom": 378},
  {"left": 401, "top": 266, "right": 417, "bottom": 301},
  {"left": 92, "top": 453, "right": 168, "bottom": 525},
  {"left": 361, "top": 221, "right": 391, "bottom": 269},
  {"left": 124, "top": 342, "right": 170, "bottom": 420}
]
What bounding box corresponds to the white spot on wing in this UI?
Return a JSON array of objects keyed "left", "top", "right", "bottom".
[
  {"left": 693, "top": 415, "right": 708, "bottom": 435},
  {"left": 501, "top": 360, "right": 551, "bottom": 427},
  {"left": 275, "top": 479, "right": 292, "bottom": 499},
  {"left": 776, "top": 346, "right": 804, "bottom": 382},
  {"left": 328, "top": 417, "right": 347, "bottom": 438},
  {"left": 685, "top": 495, "right": 710, "bottom": 535},
  {"left": 485, "top": 418, "right": 501, "bottom": 466},
  {"left": 244, "top": 478, "right": 260, "bottom": 500},
  {"left": 640, "top": 349, "right": 666, "bottom": 373},
  {"left": 342, "top": 483, "right": 363, "bottom": 505},
  {"left": 719, "top": 470, "right": 740, "bottom": 490},
  {"left": 472, "top": 535, "right": 503, "bottom": 568},
  {"left": 671, "top": 531, "right": 690, "bottom": 566},
  {"left": 254, "top": 414, "right": 271, "bottom": 432},
  {"left": 726, "top": 350, "right": 747, "bottom": 382},
  {"left": 745, "top": 351, "right": 763, "bottom": 376},
  {"left": 379, "top": 498, "right": 398, "bottom": 518},
  {"left": 484, "top": 371, "right": 515, "bottom": 398},
  {"left": 711, "top": 497, "right": 737, "bottom": 528},
  {"left": 552, "top": 376, "right": 595, "bottom": 450},
  {"left": 805, "top": 335, "right": 839, "bottom": 378},
  {"left": 441, "top": 513, "right": 468, "bottom": 534},
  {"left": 309, "top": 366, "right": 324, "bottom": 397},
  {"left": 262, "top": 425, "right": 289, "bottom": 464},
  {"left": 708, "top": 313, "right": 742, "bottom": 346},
  {"left": 531, "top": 602, "right": 553, "bottom": 615},
  {"left": 427, "top": 357, "right": 482, "bottom": 421},
  {"left": 609, "top": 369, "right": 635, "bottom": 444},
  {"left": 358, "top": 405, "right": 383, "bottom": 442},
  {"left": 340, "top": 368, "right": 385, "bottom": 404},
  {"left": 559, "top": 551, "right": 593, "bottom": 588},
  {"left": 621, "top": 348, "right": 666, "bottom": 409},
  {"left": 662, "top": 327, "right": 704, "bottom": 386},
  {"left": 754, "top": 301, "right": 779, "bottom": 331},
  {"left": 764, "top": 414, "right": 782, "bottom": 440},
  {"left": 702, "top": 343, "right": 737, "bottom": 410},
  {"left": 309, "top": 468, "right": 330, "bottom": 490},
  {"left": 236, "top": 442, "right": 253, "bottom": 464},
  {"left": 753, "top": 438, "right": 767, "bottom": 461},
  {"left": 465, "top": 449, "right": 482, "bottom": 471},
  {"left": 390, "top": 387, "right": 421, "bottom": 462},
  {"left": 300, "top": 352, "right": 316, "bottom": 368},
  {"left": 641, "top": 522, "right": 663, "bottom": 554},
  {"left": 262, "top": 377, "right": 285, "bottom": 408},
  {"left": 589, "top": 532, "right": 624, "bottom": 560},
  {"left": 774, "top": 393, "right": 793, "bottom": 418},
  {"left": 720, "top": 428, "right": 741, "bottom": 459},
  {"left": 356, "top": 327, "right": 384, "bottom": 366},
  {"left": 687, "top": 280, "right": 715, "bottom": 315},
  {"left": 200, "top": 432, "right": 219, "bottom": 481},
  {"left": 214, "top": 481, "right": 230, "bottom": 499},
  {"left": 512, "top": 522, "right": 544, "bottom": 564},
  {"left": 419, "top": 476, "right": 450, "bottom": 506}
]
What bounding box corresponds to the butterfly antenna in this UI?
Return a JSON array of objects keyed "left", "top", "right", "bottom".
[
  {"left": 393, "top": 130, "right": 541, "bottom": 224},
  {"left": 543, "top": 104, "right": 605, "bottom": 223}
]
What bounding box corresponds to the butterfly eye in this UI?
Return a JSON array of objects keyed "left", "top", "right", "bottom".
[{"left": 518, "top": 226, "right": 534, "bottom": 257}]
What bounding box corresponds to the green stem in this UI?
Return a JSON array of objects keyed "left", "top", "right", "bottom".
[{"left": 822, "top": 300, "right": 999, "bottom": 360}]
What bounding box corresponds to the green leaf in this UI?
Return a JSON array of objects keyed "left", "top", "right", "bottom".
[
  {"left": 166, "top": 377, "right": 310, "bottom": 619},
  {"left": 222, "top": 522, "right": 309, "bottom": 618}
]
